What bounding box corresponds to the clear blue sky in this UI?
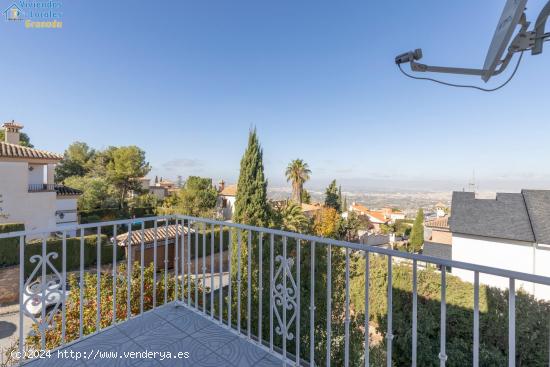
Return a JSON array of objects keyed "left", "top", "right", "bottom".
[{"left": 1, "top": 0, "right": 549, "bottom": 191}]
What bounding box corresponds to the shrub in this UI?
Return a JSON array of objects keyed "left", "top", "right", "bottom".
[
  {"left": 24, "top": 235, "right": 121, "bottom": 277},
  {"left": 0, "top": 223, "right": 25, "bottom": 267},
  {"left": 25, "top": 262, "right": 205, "bottom": 351},
  {"left": 350, "top": 254, "right": 550, "bottom": 366}
]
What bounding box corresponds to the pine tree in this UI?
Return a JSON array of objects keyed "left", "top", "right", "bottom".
[
  {"left": 324, "top": 180, "right": 341, "bottom": 212},
  {"left": 409, "top": 208, "right": 425, "bottom": 252}
]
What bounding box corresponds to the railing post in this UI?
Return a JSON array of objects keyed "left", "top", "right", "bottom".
[
  {"left": 440, "top": 267, "right": 447, "bottom": 366},
  {"left": 326, "top": 244, "right": 332, "bottom": 367},
  {"left": 344, "top": 247, "right": 350, "bottom": 367},
  {"left": 202, "top": 223, "right": 206, "bottom": 313},
  {"left": 509, "top": 278, "right": 516, "bottom": 367},
  {"left": 18, "top": 235, "right": 24, "bottom": 365},
  {"left": 40, "top": 236, "right": 46, "bottom": 349},
  {"left": 219, "top": 224, "right": 224, "bottom": 323},
  {"left": 140, "top": 222, "right": 145, "bottom": 315},
  {"left": 296, "top": 239, "right": 301, "bottom": 366},
  {"left": 386, "top": 255, "right": 393, "bottom": 367},
  {"left": 365, "top": 251, "right": 370, "bottom": 367},
  {"left": 175, "top": 219, "right": 179, "bottom": 304},
  {"left": 164, "top": 220, "right": 169, "bottom": 305},
  {"left": 412, "top": 259, "right": 418, "bottom": 367},
  {"left": 269, "top": 233, "right": 274, "bottom": 352},
  {"left": 228, "top": 227, "right": 233, "bottom": 328},
  {"left": 79, "top": 228, "right": 84, "bottom": 338},
  {"left": 473, "top": 271, "right": 479, "bottom": 367},
  {"left": 211, "top": 223, "right": 215, "bottom": 318},
  {"left": 97, "top": 226, "right": 102, "bottom": 332},
  {"left": 247, "top": 230, "right": 252, "bottom": 338},
  {"left": 126, "top": 225, "right": 132, "bottom": 320},
  {"left": 61, "top": 231, "right": 67, "bottom": 345},
  {"left": 310, "top": 241, "right": 316, "bottom": 366},
  {"left": 282, "top": 236, "right": 287, "bottom": 362},
  {"left": 258, "top": 232, "right": 263, "bottom": 342},
  {"left": 153, "top": 220, "right": 158, "bottom": 308},
  {"left": 237, "top": 229, "right": 242, "bottom": 333},
  {"left": 113, "top": 224, "right": 117, "bottom": 324}
]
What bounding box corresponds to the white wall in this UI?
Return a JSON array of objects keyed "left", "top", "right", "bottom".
[
  {"left": 56, "top": 197, "right": 78, "bottom": 225},
  {"left": 216, "top": 195, "right": 236, "bottom": 221},
  {"left": 28, "top": 163, "right": 46, "bottom": 186},
  {"left": 534, "top": 244, "right": 550, "bottom": 300},
  {"left": 452, "top": 233, "right": 548, "bottom": 299},
  {"left": 0, "top": 161, "right": 57, "bottom": 235}
]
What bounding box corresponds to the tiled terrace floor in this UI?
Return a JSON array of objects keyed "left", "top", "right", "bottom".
[{"left": 26, "top": 302, "right": 284, "bottom": 367}]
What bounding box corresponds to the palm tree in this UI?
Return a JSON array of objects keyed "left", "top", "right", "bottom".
[
  {"left": 285, "top": 159, "right": 311, "bottom": 204},
  {"left": 280, "top": 201, "right": 310, "bottom": 233}
]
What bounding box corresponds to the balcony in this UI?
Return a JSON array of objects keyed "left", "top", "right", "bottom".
[
  {"left": 27, "top": 184, "right": 56, "bottom": 193},
  {"left": 1, "top": 215, "right": 550, "bottom": 366}
]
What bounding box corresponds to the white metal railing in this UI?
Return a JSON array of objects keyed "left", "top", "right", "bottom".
[{"left": 2, "top": 215, "right": 550, "bottom": 366}]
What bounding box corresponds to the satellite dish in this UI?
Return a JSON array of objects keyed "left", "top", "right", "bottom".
[{"left": 482, "top": 0, "right": 528, "bottom": 81}]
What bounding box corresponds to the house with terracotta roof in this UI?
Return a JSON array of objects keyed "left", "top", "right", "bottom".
[
  {"left": 423, "top": 215, "right": 452, "bottom": 262},
  {"left": 348, "top": 202, "right": 390, "bottom": 232},
  {"left": 0, "top": 122, "right": 81, "bottom": 236},
  {"left": 216, "top": 180, "right": 237, "bottom": 220}
]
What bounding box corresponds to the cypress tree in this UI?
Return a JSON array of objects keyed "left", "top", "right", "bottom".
[
  {"left": 230, "top": 128, "right": 270, "bottom": 338},
  {"left": 409, "top": 208, "right": 425, "bottom": 252},
  {"left": 233, "top": 128, "right": 269, "bottom": 227}
]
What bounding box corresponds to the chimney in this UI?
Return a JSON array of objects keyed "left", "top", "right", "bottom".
[
  {"left": 219, "top": 180, "right": 225, "bottom": 192},
  {"left": 2, "top": 120, "right": 23, "bottom": 145}
]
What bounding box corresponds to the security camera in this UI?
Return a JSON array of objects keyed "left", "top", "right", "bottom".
[{"left": 395, "top": 49, "right": 423, "bottom": 65}]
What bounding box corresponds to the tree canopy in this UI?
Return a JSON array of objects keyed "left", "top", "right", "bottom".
[
  {"left": 55, "top": 142, "right": 96, "bottom": 183},
  {"left": 158, "top": 176, "right": 217, "bottom": 217},
  {"left": 324, "top": 179, "right": 341, "bottom": 212}
]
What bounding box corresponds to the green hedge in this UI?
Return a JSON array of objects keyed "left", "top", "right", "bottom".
[
  {"left": 24, "top": 234, "right": 122, "bottom": 277},
  {"left": 79, "top": 207, "right": 156, "bottom": 224},
  {"left": 0, "top": 223, "right": 25, "bottom": 267}
]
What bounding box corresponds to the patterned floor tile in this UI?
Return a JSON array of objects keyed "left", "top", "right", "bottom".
[
  {"left": 116, "top": 312, "right": 167, "bottom": 339},
  {"left": 67, "top": 327, "right": 129, "bottom": 354},
  {"left": 133, "top": 321, "right": 187, "bottom": 351},
  {"left": 188, "top": 323, "right": 238, "bottom": 351},
  {"left": 158, "top": 336, "right": 214, "bottom": 367},
  {"left": 83, "top": 339, "right": 144, "bottom": 367},
  {"left": 216, "top": 336, "right": 269, "bottom": 366},
  {"left": 153, "top": 302, "right": 193, "bottom": 322},
  {"left": 167, "top": 310, "right": 213, "bottom": 335},
  {"left": 254, "top": 353, "right": 286, "bottom": 367}
]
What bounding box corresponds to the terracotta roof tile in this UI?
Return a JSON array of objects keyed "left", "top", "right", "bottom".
[
  {"left": 220, "top": 184, "right": 237, "bottom": 196},
  {"left": 425, "top": 216, "right": 449, "bottom": 229},
  {"left": 0, "top": 141, "right": 63, "bottom": 161},
  {"left": 114, "top": 224, "right": 194, "bottom": 247}
]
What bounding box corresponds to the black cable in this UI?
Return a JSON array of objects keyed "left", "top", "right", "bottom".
[{"left": 397, "top": 51, "right": 524, "bottom": 92}]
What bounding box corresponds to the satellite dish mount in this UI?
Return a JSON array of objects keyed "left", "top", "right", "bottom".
[{"left": 396, "top": 0, "right": 550, "bottom": 84}]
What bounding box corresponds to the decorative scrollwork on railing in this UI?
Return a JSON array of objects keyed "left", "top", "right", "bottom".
[
  {"left": 272, "top": 255, "right": 297, "bottom": 340},
  {"left": 22, "top": 252, "right": 64, "bottom": 336}
]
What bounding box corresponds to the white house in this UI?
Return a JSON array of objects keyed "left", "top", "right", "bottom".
[
  {"left": 450, "top": 190, "right": 550, "bottom": 300},
  {"left": 0, "top": 122, "right": 81, "bottom": 237},
  {"left": 216, "top": 181, "right": 237, "bottom": 221}
]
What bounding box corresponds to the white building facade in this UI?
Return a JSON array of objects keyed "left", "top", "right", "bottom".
[
  {"left": 451, "top": 190, "right": 550, "bottom": 300},
  {"left": 0, "top": 122, "right": 81, "bottom": 236}
]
